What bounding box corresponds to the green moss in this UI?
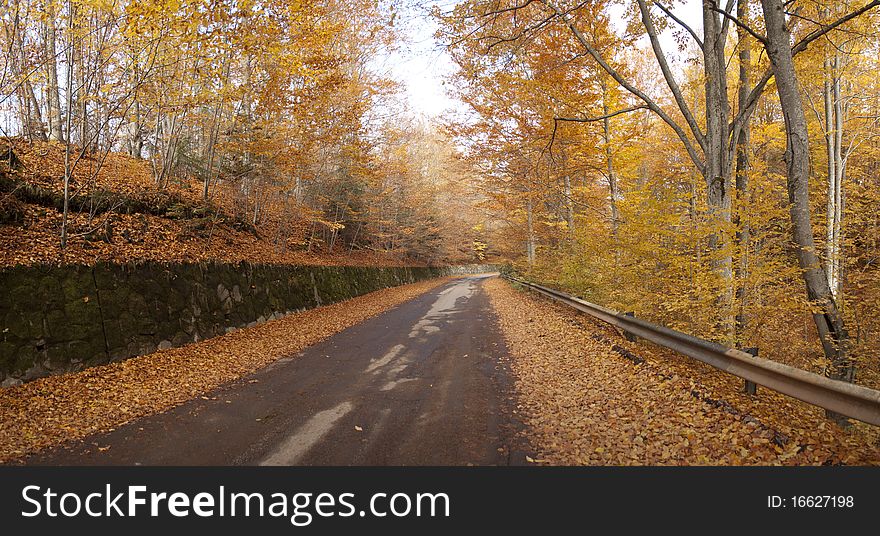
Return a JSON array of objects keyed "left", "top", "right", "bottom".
[
  {"left": 64, "top": 294, "right": 102, "bottom": 324},
  {"left": 1, "top": 261, "right": 451, "bottom": 380},
  {"left": 0, "top": 341, "right": 17, "bottom": 371},
  {"left": 13, "top": 345, "right": 38, "bottom": 374},
  {"left": 35, "top": 275, "right": 64, "bottom": 306},
  {"left": 7, "top": 284, "right": 35, "bottom": 308},
  {"left": 126, "top": 292, "right": 147, "bottom": 314},
  {"left": 66, "top": 340, "right": 100, "bottom": 363},
  {"left": 42, "top": 309, "right": 67, "bottom": 343},
  {"left": 60, "top": 268, "right": 94, "bottom": 302},
  {"left": 114, "top": 312, "right": 137, "bottom": 336},
  {"left": 137, "top": 315, "right": 158, "bottom": 336},
  {"left": 171, "top": 331, "right": 191, "bottom": 347},
  {"left": 3, "top": 309, "right": 39, "bottom": 340}
]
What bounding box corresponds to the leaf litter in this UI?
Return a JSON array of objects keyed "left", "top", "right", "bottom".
[
  {"left": 0, "top": 277, "right": 449, "bottom": 463},
  {"left": 485, "top": 278, "right": 880, "bottom": 466}
]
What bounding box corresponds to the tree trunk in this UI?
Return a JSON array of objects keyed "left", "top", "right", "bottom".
[
  {"left": 563, "top": 174, "right": 574, "bottom": 235},
  {"left": 703, "top": 4, "right": 735, "bottom": 342},
  {"left": 824, "top": 49, "right": 837, "bottom": 294},
  {"left": 22, "top": 81, "right": 47, "bottom": 141},
  {"left": 43, "top": 10, "right": 63, "bottom": 142},
  {"left": 129, "top": 99, "right": 143, "bottom": 158},
  {"left": 61, "top": 0, "right": 75, "bottom": 249},
  {"left": 203, "top": 101, "right": 224, "bottom": 201},
  {"left": 73, "top": 25, "right": 88, "bottom": 149},
  {"left": 761, "top": 0, "right": 853, "bottom": 413},
  {"left": 6, "top": 15, "right": 47, "bottom": 141},
  {"left": 294, "top": 175, "right": 303, "bottom": 204},
  {"left": 600, "top": 77, "right": 620, "bottom": 268},
  {"left": 832, "top": 53, "right": 844, "bottom": 300},
  {"left": 526, "top": 195, "right": 535, "bottom": 266},
  {"left": 734, "top": 0, "right": 752, "bottom": 345}
]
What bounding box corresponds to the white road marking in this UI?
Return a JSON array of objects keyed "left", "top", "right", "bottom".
[
  {"left": 365, "top": 344, "right": 406, "bottom": 374},
  {"left": 380, "top": 378, "right": 417, "bottom": 391},
  {"left": 409, "top": 279, "right": 477, "bottom": 339},
  {"left": 371, "top": 278, "right": 482, "bottom": 391},
  {"left": 386, "top": 362, "right": 409, "bottom": 377},
  {"left": 260, "top": 401, "right": 354, "bottom": 465}
]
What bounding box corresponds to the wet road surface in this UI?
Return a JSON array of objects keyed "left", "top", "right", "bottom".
[{"left": 25, "top": 274, "right": 522, "bottom": 466}]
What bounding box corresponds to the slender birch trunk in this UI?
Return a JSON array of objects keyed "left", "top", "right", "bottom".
[
  {"left": 526, "top": 194, "right": 535, "bottom": 266},
  {"left": 61, "top": 0, "right": 75, "bottom": 249},
  {"left": 761, "top": 0, "right": 853, "bottom": 416},
  {"left": 43, "top": 9, "right": 63, "bottom": 142},
  {"left": 601, "top": 82, "right": 620, "bottom": 270}
]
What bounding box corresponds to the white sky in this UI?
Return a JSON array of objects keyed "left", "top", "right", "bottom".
[{"left": 384, "top": 0, "right": 704, "bottom": 119}]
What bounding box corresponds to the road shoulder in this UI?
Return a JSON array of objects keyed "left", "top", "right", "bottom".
[
  {"left": 0, "top": 277, "right": 451, "bottom": 463},
  {"left": 484, "top": 278, "right": 880, "bottom": 465}
]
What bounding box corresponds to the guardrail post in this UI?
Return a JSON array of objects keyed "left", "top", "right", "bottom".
[
  {"left": 623, "top": 312, "right": 637, "bottom": 342},
  {"left": 742, "top": 347, "right": 759, "bottom": 395}
]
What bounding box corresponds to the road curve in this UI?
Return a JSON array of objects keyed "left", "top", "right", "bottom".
[{"left": 24, "top": 274, "right": 522, "bottom": 466}]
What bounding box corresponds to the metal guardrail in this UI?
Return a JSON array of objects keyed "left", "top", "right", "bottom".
[{"left": 503, "top": 275, "right": 880, "bottom": 426}]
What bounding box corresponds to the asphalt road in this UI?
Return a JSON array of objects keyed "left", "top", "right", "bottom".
[{"left": 25, "top": 274, "right": 524, "bottom": 466}]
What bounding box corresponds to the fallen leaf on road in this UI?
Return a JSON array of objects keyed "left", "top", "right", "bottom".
[{"left": 0, "top": 278, "right": 449, "bottom": 463}]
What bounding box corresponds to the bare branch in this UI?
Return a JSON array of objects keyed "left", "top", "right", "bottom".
[
  {"left": 718, "top": 0, "right": 737, "bottom": 42},
  {"left": 483, "top": 0, "right": 536, "bottom": 17},
  {"left": 637, "top": 0, "right": 706, "bottom": 149},
  {"left": 656, "top": 2, "right": 703, "bottom": 48},
  {"left": 540, "top": 0, "right": 706, "bottom": 174},
  {"left": 792, "top": 0, "right": 880, "bottom": 55},
  {"left": 710, "top": 3, "right": 769, "bottom": 44},
  {"left": 481, "top": 13, "right": 557, "bottom": 51},
  {"left": 554, "top": 105, "right": 648, "bottom": 123}
]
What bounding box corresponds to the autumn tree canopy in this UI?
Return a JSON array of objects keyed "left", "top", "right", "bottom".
[
  {"left": 437, "top": 0, "right": 880, "bottom": 394},
  {"left": 3, "top": 0, "right": 880, "bottom": 392},
  {"left": 1, "top": 0, "right": 491, "bottom": 266}
]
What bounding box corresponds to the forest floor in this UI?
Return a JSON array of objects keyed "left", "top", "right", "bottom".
[
  {"left": 19, "top": 275, "right": 511, "bottom": 466},
  {"left": 3, "top": 274, "right": 878, "bottom": 465},
  {"left": 485, "top": 278, "right": 880, "bottom": 465},
  {"left": 0, "top": 139, "right": 422, "bottom": 268},
  {"left": 0, "top": 277, "right": 450, "bottom": 463}
]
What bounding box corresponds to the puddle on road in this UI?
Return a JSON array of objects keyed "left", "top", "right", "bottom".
[
  {"left": 260, "top": 401, "right": 354, "bottom": 465},
  {"left": 361, "top": 278, "right": 481, "bottom": 382},
  {"left": 365, "top": 344, "right": 405, "bottom": 374},
  {"left": 408, "top": 278, "right": 479, "bottom": 340},
  {"left": 262, "top": 276, "right": 490, "bottom": 464}
]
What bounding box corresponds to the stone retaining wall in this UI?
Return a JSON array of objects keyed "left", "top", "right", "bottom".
[{"left": 0, "top": 262, "right": 495, "bottom": 385}]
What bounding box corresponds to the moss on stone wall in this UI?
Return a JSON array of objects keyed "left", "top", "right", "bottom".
[{"left": 0, "top": 262, "right": 493, "bottom": 386}]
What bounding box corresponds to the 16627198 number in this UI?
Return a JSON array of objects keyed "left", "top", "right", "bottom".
[{"left": 792, "top": 496, "right": 854, "bottom": 508}]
